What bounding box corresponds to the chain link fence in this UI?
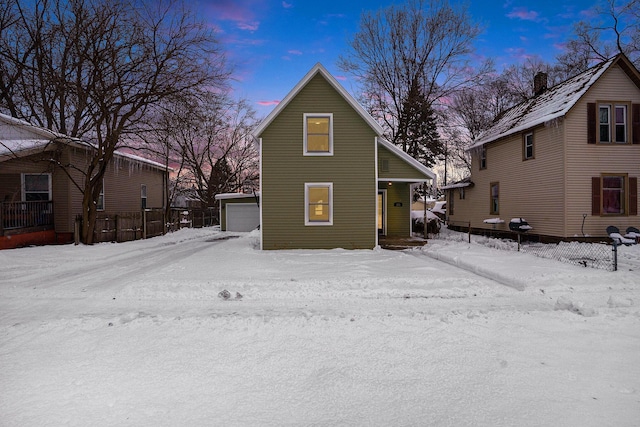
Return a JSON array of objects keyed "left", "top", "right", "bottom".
[
  {"left": 520, "top": 241, "right": 616, "bottom": 271},
  {"left": 434, "top": 226, "right": 618, "bottom": 271}
]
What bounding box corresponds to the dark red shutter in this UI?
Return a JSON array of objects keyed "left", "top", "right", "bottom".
[
  {"left": 587, "top": 103, "right": 596, "bottom": 144},
  {"left": 630, "top": 177, "right": 638, "bottom": 216},
  {"left": 592, "top": 177, "right": 601, "bottom": 215},
  {"left": 632, "top": 104, "right": 640, "bottom": 144}
]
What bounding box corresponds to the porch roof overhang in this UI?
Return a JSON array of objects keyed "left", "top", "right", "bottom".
[{"left": 377, "top": 138, "right": 436, "bottom": 183}]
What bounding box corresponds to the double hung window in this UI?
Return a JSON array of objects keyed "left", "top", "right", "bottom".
[
  {"left": 523, "top": 132, "right": 534, "bottom": 160},
  {"left": 22, "top": 173, "right": 51, "bottom": 201},
  {"left": 305, "top": 183, "right": 333, "bottom": 225},
  {"left": 599, "top": 103, "right": 629, "bottom": 143},
  {"left": 304, "top": 114, "right": 333, "bottom": 155},
  {"left": 490, "top": 182, "right": 499, "bottom": 215}
]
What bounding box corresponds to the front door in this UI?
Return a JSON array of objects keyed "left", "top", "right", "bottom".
[{"left": 377, "top": 190, "right": 386, "bottom": 235}]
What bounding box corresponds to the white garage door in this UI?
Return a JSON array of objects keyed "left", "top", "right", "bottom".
[{"left": 226, "top": 203, "right": 260, "bottom": 232}]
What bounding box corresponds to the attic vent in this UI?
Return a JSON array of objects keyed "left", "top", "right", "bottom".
[
  {"left": 534, "top": 72, "right": 548, "bottom": 95},
  {"left": 381, "top": 159, "right": 389, "bottom": 172}
]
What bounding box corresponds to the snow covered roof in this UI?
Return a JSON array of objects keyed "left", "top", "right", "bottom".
[
  {"left": 0, "top": 112, "right": 168, "bottom": 170},
  {"left": 215, "top": 192, "right": 261, "bottom": 200},
  {"left": 440, "top": 177, "right": 474, "bottom": 190},
  {"left": 469, "top": 54, "right": 630, "bottom": 149}
]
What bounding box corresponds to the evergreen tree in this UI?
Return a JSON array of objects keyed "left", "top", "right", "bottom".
[{"left": 396, "top": 79, "right": 443, "bottom": 168}]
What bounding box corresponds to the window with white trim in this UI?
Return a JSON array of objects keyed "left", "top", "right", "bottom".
[
  {"left": 599, "top": 103, "right": 629, "bottom": 143},
  {"left": 523, "top": 132, "right": 534, "bottom": 160},
  {"left": 22, "top": 173, "right": 51, "bottom": 201},
  {"left": 305, "top": 183, "right": 333, "bottom": 225},
  {"left": 304, "top": 113, "right": 333, "bottom": 155}
]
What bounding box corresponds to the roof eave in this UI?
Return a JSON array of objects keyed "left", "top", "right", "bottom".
[
  {"left": 377, "top": 138, "right": 437, "bottom": 182},
  {"left": 253, "top": 63, "right": 384, "bottom": 139}
]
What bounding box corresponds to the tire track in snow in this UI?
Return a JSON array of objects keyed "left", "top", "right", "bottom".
[{"left": 6, "top": 236, "right": 228, "bottom": 293}]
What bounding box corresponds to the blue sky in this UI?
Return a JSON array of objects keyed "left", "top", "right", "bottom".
[{"left": 195, "top": 0, "right": 598, "bottom": 116}]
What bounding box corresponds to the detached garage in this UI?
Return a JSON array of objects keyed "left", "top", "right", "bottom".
[{"left": 215, "top": 193, "right": 260, "bottom": 232}]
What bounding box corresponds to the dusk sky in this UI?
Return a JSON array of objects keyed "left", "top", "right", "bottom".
[{"left": 195, "top": 0, "right": 599, "bottom": 117}]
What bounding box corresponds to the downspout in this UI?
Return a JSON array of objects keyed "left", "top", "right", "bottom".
[
  {"left": 258, "top": 137, "right": 263, "bottom": 250},
  {"left": 374, "top": 136, "right": 379, "bottom": 247}
]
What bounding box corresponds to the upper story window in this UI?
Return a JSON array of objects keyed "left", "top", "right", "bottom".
[
  {"left": 479, "top": 145, "right": 487, "bottom": 170},
  {"left": 523, "top": 132, "right": 534, "bottom": 160},
  {"left": 22, "top": 173, "right": 51, "bottom": 201},
  {"left": 304, "top": 113, "right": 333, "bottom": 155},
  {"left": 598, "top": 103, "right": 629, "bottom": 143},
  {"left": 589, "top": 103, "right": 639, "bottom": 145}
]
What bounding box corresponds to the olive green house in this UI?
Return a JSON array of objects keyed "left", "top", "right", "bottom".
[{"left": 254, "top": 63, "right": 436, "bottom": 250}]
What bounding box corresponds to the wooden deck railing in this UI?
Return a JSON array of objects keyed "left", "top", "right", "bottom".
[{"left": 1, "top": 201, "right": 54, "bottom": 235}]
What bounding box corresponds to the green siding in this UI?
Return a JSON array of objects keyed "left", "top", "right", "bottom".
[
  {"left": 378, "top": 144, "right": 429, "bottom": 180},
  {"left": 260, "top": 74, "right": 377, "bottom": 249},
  {"left": 379, "top": 182, "right": 411, "bottom": 236}
]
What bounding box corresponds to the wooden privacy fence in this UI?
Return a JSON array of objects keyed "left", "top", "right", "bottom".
[
  {"left": 78, "top": 208, "right": 218, "bottom": 243},
  {"left": 82, "top": 209, "right": 166, "bottom": 243}
]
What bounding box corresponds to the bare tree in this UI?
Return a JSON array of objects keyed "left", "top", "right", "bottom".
[
  {"left": 557, "top": 0, "right": 639, "bottom": 76},
  {"left": 143, "top": 93, "right": 258, "bottom": 215},
  {"left": 0, "top": 0, "right": 229, "bottom": 243},
  {"left": 338, "top": 0, "right": 491, "bottom": 153},
  {"left": 500, "top": 57, "right": 565, "bottom": 102}
]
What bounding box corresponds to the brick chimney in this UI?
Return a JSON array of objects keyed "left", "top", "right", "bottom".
[{"left": 534, "top": 72, "right": 548, "bottom": 95}]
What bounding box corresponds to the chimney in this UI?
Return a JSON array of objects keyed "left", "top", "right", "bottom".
[{"left": 534, "top": 72, "right": 548, "bottom": 95}]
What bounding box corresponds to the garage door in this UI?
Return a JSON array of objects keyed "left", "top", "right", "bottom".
[{"left": 226, "top": 203, "right": 260, "bottom": 232}]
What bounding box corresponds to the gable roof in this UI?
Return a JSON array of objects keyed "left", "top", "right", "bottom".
[
  {"left": 377, "top": 138, "right": 436, "bottom": 180},
  {"left": 254, "top": 63, "right": 384, "bottom": 137},
  {"left": 469, "top": 54, "right": 640, "bottom": 149},
  {"left": 254, "top": 63, "right": 435, "bottom": 181},
  {"left": 0, "top": 112, "right": 168, "bottom": 170}
]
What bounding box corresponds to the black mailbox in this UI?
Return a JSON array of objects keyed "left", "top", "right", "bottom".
[{"left": 509, "top": 218, "right": 532, "bottom": 232}]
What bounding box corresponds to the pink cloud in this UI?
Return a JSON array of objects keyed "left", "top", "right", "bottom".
[
  {"left": 507, "top": 7, "right": 541, "bottom": 22},
  {"left": 505, "top": 47, "right": 534, "bottom": 61},
  {"left": 335, "top": 75, "right": 347, "bottom": 81},
  {"left": 203, "top": 1, "right": 266, "bottom": 32},
  {"left": 282, "top": 1, "right": 293, "bottom": 8},
  {"left": 258, "top": 100, "right": 280, "bottom": 106},
  {"left": 237, "top": 21, "right": 260, "bottom": 31}
]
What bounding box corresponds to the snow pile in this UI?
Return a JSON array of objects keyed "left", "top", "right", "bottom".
[
  {"left": 1, "top": 228, "right": 639, "bottom": 426},
  {"left": 554, "top": 295, "right": 598, "bottom": 317}
]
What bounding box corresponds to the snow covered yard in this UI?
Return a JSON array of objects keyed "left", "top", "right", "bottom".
[{"left": 0, "top": 228, "right": 639, "bottom": 426}]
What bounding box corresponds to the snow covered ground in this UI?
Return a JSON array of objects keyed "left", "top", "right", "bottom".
[{"left": 1, "top": 227, "right": 639, "bottom": 426}]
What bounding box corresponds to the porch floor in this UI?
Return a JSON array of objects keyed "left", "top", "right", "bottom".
[{"left": 379, "top": 235, "right": 428, "bottom": 250}]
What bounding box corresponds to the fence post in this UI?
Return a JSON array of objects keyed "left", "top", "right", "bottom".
[
  {"left": 143, "top": 210, "right": 147, "bottom": 239},
  {"left": 612, "top": 242, "right": 618, "bottom": 271},
  {"left": 74, "top": 215, "right": 80, "bottom": 245},
  {"left": 467, "top": 222, "right": 471, "bottom": 243},
  {"left": 115, "top": 215, "right": 120, "bottom": 243}
]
